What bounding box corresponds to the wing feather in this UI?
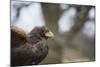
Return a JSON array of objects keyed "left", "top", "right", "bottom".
[
  {"left": 11, "top": 39, "right": 48, "bottom": 66},
  {"left": 11, "top": 25, "right": 27, "bottom": 48}
]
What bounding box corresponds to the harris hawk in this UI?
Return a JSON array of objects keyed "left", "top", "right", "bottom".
[{"left": 11, "top": 25, "right": 54, "bottom": 66}]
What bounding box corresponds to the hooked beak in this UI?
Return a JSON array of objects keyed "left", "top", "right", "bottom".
[{"left": 45, "top": 31, "right": 54, "bottom": 38}]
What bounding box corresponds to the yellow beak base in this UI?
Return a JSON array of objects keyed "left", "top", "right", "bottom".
[{"left": 45, "top": 31, "right": 54, "bottom": 38}]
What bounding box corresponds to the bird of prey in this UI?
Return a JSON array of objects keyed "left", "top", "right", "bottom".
[{"left": 11, "top": 25, "right": 54, "bottom": 66}]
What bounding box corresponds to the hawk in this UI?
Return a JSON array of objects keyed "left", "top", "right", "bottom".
[{"left": 11, "top": 25, "right": 54, "bottom": 66}]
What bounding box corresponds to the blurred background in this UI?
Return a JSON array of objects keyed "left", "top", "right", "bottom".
[{"left": 11, "top": 0, "right": 95, "bottom": 64}]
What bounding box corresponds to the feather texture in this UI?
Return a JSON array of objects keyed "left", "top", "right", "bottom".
[{"left": 11, "top": 26, "right": 52, "bottom": 66}]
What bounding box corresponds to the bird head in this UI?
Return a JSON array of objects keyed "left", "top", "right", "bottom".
[{"left": 29, "top": 26, "right": 54, "bottom": 40}]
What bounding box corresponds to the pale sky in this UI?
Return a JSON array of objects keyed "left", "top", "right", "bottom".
[{"left": 11, "top": 1, "right": 95, "bottom": 37}]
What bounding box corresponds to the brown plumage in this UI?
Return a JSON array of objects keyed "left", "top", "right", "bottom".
[{"left": 11, "top": 25, "right": 54, "bottom": 66}]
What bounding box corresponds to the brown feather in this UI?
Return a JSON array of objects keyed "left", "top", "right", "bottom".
[{"left": 11, "top": 26, "right": 51, "bottom": 66}]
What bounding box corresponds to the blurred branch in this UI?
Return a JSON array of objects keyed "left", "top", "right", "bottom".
[
  {"left": 41, "top": 3, "right": 62, "bottom": 34},
  {"left": 70, "top": 6, "right": 91, "bottom": 34},
  {"left": 61, "top": 5, "right": 72, "bottom": 15},
  {"left": 12, "top": 1, "right": 33, "bottom": 23},
  {"left": 41, "top": 3, "right": 62, "bottom": 64},
  {"left": 64, "top": 6, "right": 95, "bottom": 60},
  {"left": 66, "top": 6, "right": 92, "bottom": 47}
]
